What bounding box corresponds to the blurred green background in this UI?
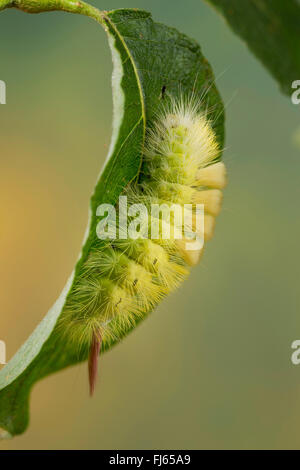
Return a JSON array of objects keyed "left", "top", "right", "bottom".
[{"left": 0, "top": 0, "right": 300, "bottom": 450}]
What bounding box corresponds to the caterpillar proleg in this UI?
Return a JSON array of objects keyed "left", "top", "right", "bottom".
[{"left": 60, "top": 95, "right": 226, "bottom": 394}]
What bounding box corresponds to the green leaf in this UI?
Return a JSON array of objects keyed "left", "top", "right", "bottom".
[
  {"left": 0, "top": 8, "right": 224, "bottom": 438},
  {"left": 206, "top": 0, "right": 300, "bottom": 95}
]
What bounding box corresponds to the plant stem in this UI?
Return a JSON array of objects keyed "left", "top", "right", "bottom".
[{"left": 0, "top": 0, "right": 106, "bottom": 26}]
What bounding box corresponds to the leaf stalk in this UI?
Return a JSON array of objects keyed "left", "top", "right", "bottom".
[{"left": 0, "top": 0, "right": 106, "bottom": 26}]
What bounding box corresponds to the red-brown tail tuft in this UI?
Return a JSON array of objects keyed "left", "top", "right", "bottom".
[{"left": 88, "top": 330, "right": 102, "bottom": 396}]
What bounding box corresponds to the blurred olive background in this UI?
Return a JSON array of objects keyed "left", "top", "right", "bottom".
[{"left": 0, "top": 0, "right": 300, "bottom": 450}]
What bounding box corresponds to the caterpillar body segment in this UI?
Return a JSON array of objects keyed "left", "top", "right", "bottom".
[{"left": 60, "top": 96, "right": 226, "bottom": 394}]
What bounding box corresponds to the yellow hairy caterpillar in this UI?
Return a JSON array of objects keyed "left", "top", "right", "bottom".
[{"left": 60, "top": 96, "right": 226, "bottom": 395}]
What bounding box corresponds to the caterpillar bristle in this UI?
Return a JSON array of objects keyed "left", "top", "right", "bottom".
[
  {"left": 88, "top": 330, "right": 102, "bottom": 396},
  {"left": 194, "top": 161, "right": 227, "bottom": 189},
  {"left": 191, "top": 189, "right": 223, "bottom": 216},
  {"left": 191, "top": 213, "right": 216, "bottom": 241},
  {"left": 175, "top": 238, "right": 204, "bottom": 267},
  {"left": 59, "top": 93, "right": 226, "bottom": 394}
]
